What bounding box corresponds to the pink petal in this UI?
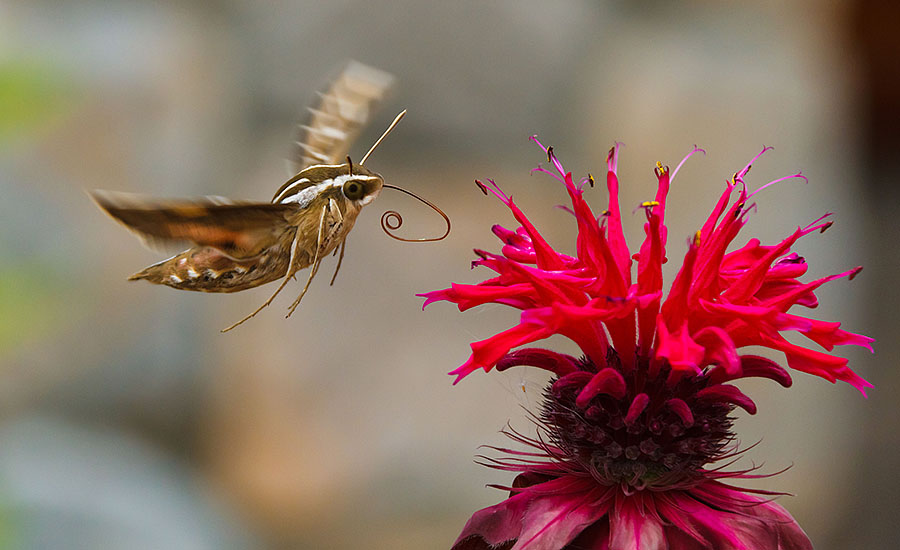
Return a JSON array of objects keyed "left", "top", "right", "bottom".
[
  {"left": 575, "top": 368, "right": 627, "bottom": 406},
  {"left": 660, "top": 236, "right": 699, "bottom": 328},
  {"left": 450, "top": 323, "right": 553, "bottom": 383},
  {"left": 609, "top": 495, "right": 666, "bottom": 550},
  {"left": 698, "top": 181, "right": 736, "bottom": 250},
  {"left": 624, "top": 393, "right": 650, "bottom": 425},
  {"left": 451, "top": 491, "right": 532, "bottom": 550},
  {"left": 667, "top": 484, "right": 813, "bottom": 550},
  {"left": 451, "top": 477, "right": 605, "bottom": 550},
  {"left": 497, "top": 185, "right": 566, "bottom": 272},
  {"left": 721, "top": 223, "right": 823, "bottom": 304},
  {"left": 665, "top": 398, "right": 695, "bottom": 427},
  {"left": 762, "top": 334, "right": 873, "bottom": 396},
  {"left": 496, "top": 348, "right": 579, "bottom": 376},
  {"left": 419, "top": 282, "right": 538, "bottom": 312},
  {"left": 605, "top": 149, "right": 633, "bottom": 286},
  {"left": 655, "top": 318, "right": 705, "bottom": 375},
  {"left": 555, "top": 371, "right": 594, "bottom": 397},
  {"left": 708, "top": 355, "right": 793, "bottom": 387},
  {"left": 696, "top": 384, "right": 758, "bottom": 414},
  {"left": 636, "top": 212, "right": 664, "bottom": 354},
  {"left": 513, "top": 486, "right": 612, "bottom": 550},
  {"left": 782, "top": 314, "right": 876, "bottom": 352},
  {"left": 760, "top": 266, "right": 862, "bottom": 312},
  {"left": 693, "top": 326, "right": 740, "bottom": 375}
]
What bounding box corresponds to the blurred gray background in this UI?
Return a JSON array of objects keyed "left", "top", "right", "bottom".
[{"left": 0, "top": 1, "right": 897, "bottom": 548}]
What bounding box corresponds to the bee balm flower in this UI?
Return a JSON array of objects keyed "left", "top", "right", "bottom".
[{"left": 421, "top": 139, "right": 872, "bottom": 550}]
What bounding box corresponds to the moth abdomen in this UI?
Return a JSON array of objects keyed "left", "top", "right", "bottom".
[{"left": 129, "top": 245, "right": 290, "bottom": 293}]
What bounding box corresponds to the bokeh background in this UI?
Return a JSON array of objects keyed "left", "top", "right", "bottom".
[{"left": 1, "top": 1, "right": 897, "bottom": 548}]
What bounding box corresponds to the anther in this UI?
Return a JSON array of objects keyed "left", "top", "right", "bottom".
[
  {"left": 547, "top": 146, "right": 554, "bottom": 163},
  {"left": 587, "top": 173, "right": 595, "bottom": 188},
  {"left": 475, "top": 180, "right": 489, "bottom": 195},
  {"left": 655, "top": 162, "right": 668, "bottom": 177},
  {"left": 693, "top": 230, "right": 702, "bottom": 247},
  {"left": 819, "top": 221, "right": 834, "bottom": 233},
  {"left": 633, "top": 200, "right": 660, "bottom": 219}
]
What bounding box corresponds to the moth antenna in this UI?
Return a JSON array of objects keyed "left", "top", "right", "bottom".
[
  {"left": 347, "top": 155, "right": 353, "bottom": 175},
  {"left": 360, "top": 109, "right": 406, "bottom": 165},
  {"left": 381, "top": 184, "right": 451, "bottom": 242}
]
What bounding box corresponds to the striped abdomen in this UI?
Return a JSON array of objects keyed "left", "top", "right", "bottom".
[{"left": 129, "top": 245, "right": 292, "bottom": 293}]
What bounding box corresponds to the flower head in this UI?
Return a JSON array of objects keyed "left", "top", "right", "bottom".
[{"left": 421, "top": 139, "right": 872, "bottom": 550}]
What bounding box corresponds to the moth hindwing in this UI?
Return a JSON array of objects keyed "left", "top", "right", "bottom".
[{"left": 92, "top": 62, "right": 396, "bottom": 331}]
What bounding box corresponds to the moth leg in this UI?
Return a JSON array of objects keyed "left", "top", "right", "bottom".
[
  {"left": 325, "top": 198, "right": 344, "bottom": 238},
  {"left": 322, "top": 197, "right": 347, "bottom": 286},
  {"left": 220, "top": 227, "right": 305, "bottom": 332},
  {"left": 285, "top": 204, "right": 329, "bottom": 318},
  {"left": 286, "top": 255, "right": 322, "bottom": 319},
  {"left": 291, "top": 199, "right": 344, "bottom": 286},
  {"left": 329, "top": 238, "right": 347, "bottom": 286}
]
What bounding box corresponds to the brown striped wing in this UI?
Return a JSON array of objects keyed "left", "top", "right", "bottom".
[
  {"left": 289, "top": 61, "right": 394, "bottom": 173},
  {"left": 91, "top": 190, "right": 299, "bottom": 259}
]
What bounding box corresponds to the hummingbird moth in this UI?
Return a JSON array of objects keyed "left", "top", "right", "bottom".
[{"left": 92, "top": 62, "right": 449, "bottom": 332}]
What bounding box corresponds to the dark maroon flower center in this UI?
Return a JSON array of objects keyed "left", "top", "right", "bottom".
[{"left": 543, "top": 351, "right": 734, "bottom": 489}]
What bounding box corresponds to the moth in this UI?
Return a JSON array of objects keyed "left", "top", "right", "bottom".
[{"left": 92, "top": 62, "right": 449, "bottom": 332}]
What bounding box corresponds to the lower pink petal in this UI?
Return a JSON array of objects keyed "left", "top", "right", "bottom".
[
  {"left": 609, "top": 496, "right": 666, "bottom": 550},
  {"left": 451, "top": 490, "right": 534, "bottom": 550},
  {"left": 513, "top": 487, "right": 612, "bottom": 550}
]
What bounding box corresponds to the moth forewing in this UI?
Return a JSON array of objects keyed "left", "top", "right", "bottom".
[
  {"left": 289, "top": 61, "right": 394, "bottom": 172},
  {"left": 90, "top": 191, "right": 303, "bottom": 292},
  {"left": 90, "top": 190, "right": 298, "bottom": 255}
]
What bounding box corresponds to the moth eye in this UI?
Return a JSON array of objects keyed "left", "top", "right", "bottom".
[{"left": 343, "top": 180, "right": 365, "bottom": 200}]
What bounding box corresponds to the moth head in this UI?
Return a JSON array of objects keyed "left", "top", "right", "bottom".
[{"left": 341, "top": 163, "right": 383, "bottom": 206}]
